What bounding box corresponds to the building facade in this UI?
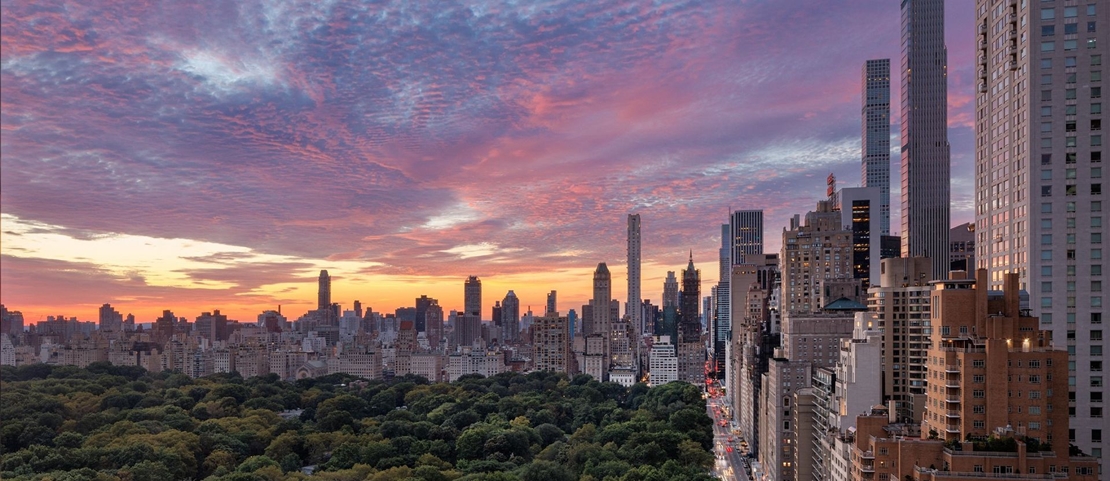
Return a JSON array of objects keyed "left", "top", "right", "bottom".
[
  {"left": 973, "top": 0, "right": 1108, "bottom": 460},
  {"left": 900, "top": 0, "right": 951, "bottom": 281}
]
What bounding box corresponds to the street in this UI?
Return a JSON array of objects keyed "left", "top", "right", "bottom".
[{"left": 706, "top": 394, "right": 750, "bottom": 480}]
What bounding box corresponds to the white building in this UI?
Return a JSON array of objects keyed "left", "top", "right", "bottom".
[{"left": 648, "top": 335, "right": 678, "bottom": 386}]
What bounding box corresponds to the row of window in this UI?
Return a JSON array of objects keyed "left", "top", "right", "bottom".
[
  {"left": 1041, "top": 184, "right": 1104, "bottom": 195},
  {"left": 1042, "top": 151, "right": 1102, "bottom": 164},
  {"left": 1041, "top": 296, "right": 1104, "bottom": 308},
  {"left": 1040, "top": 54, "right": 1102, "bottom": 69},
  {"left": 1040, "top": 312, "right": 1103, "bottom": 324},
  {"left": 1040, "top": 38, "right": 1099, "bottom": 51},
  {"left": 1041, "top": 4, "right": 1098, "bottom": 20},
  {"left": 1041, "top": 168, "right": 1102, "bottom": 180},
  {"left": 1040, "top": 72, "right": 1102, "bottom": 85}
]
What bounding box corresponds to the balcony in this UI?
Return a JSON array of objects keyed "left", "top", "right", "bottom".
[
  {"left": 946, "top": 396, "right": 962, "bottom": 404},
  {"left": 945, "top": 365, "right": 960, "bottom": 373},
  {"left": 945, "top": 410, "right": 961, "bottom": 419},
  {"left": 945, "top": 424, "right": 961, "bottom": 434}
]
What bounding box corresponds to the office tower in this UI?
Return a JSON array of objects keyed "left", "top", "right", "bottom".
[
  {"left": 491, "top": 301, "right": 502, "bottom": 339},
  {"left": 714, "top": 224, "right": 731, "bottom": 380},
  {"left": 974, "top": 0, "right": 1108, "bottom": 459},
  {"left": 501, "top": 291, "right": 519, "bottom": 345},
  {"left": 649, "top": 335, "right": 679, "bottom": 386},
  {"left": 591, "top": 263, "right": 612, "bottom": 338},
  {"left": 464, "top": 276, "right": 481, "bottom": 318},
  {"left": 862, "top": 59, "right": 892, "bottom": 236},
  {"left": 948, "top": 222, "right": 975, "bottom": 272},
  {"left": 415, "top": 295, "right": 435, "bottom": 333},
  {"left": 832, "top": 186, "right": 882, "bottom": 287},
  {"left": 546, "top": 290, "right": 557, "bottom": 316},
  {"left": 628, "top": 214, "right": 642, "bottom": 332},
  {"left": 353, "top": 300, "right": 362, "bottom": 319},
  {"left": 677, "top": 254, "right": 703, "bottom": 384},
  {"left": 900, "top": 0, "right": 951, "bottom": 281},
  {"left": 318, "top": 270, "right": 331, "bottom": 311},
  {"left": 98, "top": 304, "right": 122, "bottom": 333},
  {"left": 663, "top": 271, "right": 679, "bottom": 308},
  {"left": 425, "top": 302, "right": 444, "bottom": 350},
  {"left": 731, "top": 210, "right": 764, "bottom": 265},
  {"left": 580, "top": 304, "right": 594, "bottom": 337},
  {"left": 533, "top": 313, "right": 569, "bottom": 374},
  {"left": 567, "top": 309, "right": 578, "bottom": 338}
]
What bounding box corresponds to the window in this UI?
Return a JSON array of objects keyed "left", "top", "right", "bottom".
[
  {"left": 1043, "top": 90, "right": 1053, "bottom": 101},
  {"left": 1095, "top": 119, "right": 1103, "bottom": 131},
  {"left": 1043, "top": 185, "right": 1053, "bottom": 197},
  {"left": 1067, "top": 121, "right": 1077, "bottom": 132},
  {"left": 1043, "top": 41, "right": 1057, "bottom": 52},
  {"left": 973, "top": 420, "right": 986, "bottom": 429},
  {"left": 1044, "top": 282, "right": 1054, "bottom": 293},
  {"left": 1068, "top": 185, "right": 1078, "bottom": 196},
  {"left": 1095, "top": 151, "right": 1103, "bottom": 162},
  {"left": 1090, "top": 39, "right": 1099, "bottom": 50},
  {"left": 1091, "top": 22, "right": 1098, "bottom": 33},
  {"left": 1094, "top": 345, "right": 1104, "bottom": 356},
  {"left": 1068, "top": 152, "right": 1078, "bottom": 164},
  {"left": 1094, "top": 265, "right": 1103, "bottom": 275},
  {"left": 1095, "top": 103, "right": 1103, "bottom": 114},
  {"left": 1068, "top": 105, "right": 1078, "bottom": 115},
  {"left": 1042, "top": 74, "right": 1053, "bottom": 85},
  {"left": 1042, "top": 250, "right": 1053, "bottom": 261},
  {"left": 1095, "top": 71, "right": 1103, "bottom": 82},
  {"left": 1096, "top": 55, "right": 1104, "bottom": 66},
  {"left": 1097, "top": 87, "right": 1105, "bottom": 99},
  {"left": 1090, "top": 4, "right": 1098, "bottom": 15},
  {"left": 1043, "top": 122, "right": 1054, "bottom": 132},
  {"left": 1095, "top": 217, "right": 1104, "bottom": 228},
  {"left": 1094, "top": 183, "right": 1103, "bottom": 194},
  {"left": 1042, "top": 58, "right": 1053, "bottom": 69},
  {"left": 1065, "top": 6, "right": 1078, "bottom": 17},
  {"left": 1068, "top": 57, "right": 1079, "bottom": 68},
  {"left": 973, "top": 404, "right": 985, "bottom": 413},
  {"left": 1094, "top": 201, "right": 1103, "bottom": 211},
  {"left": 1095, "top": 168, "right": 1104, "bottom": 178},
  {"left": 1042, "top": 8, "right": 1056, "bottom": 19},
  {"left": 1065, "top": 39, "right": 1078, "bottom": 51},
  {"left": 1066, "top": 23, "right": 1080, "bottom": 35},
  {"left": 1095, "top": 361, "right": 1105, "bottom": 371},
  {"left": 974, "top": 389, "right": 985, "bottom": 399},
  {"left": 1043, "top": 25, "right": 1055, "bottom": 36},
  {"left": 1067, "top": 89, "right": 1077, "bottom": 100},
  {"left": 1068, "top": 136, "right": 1078, "bottom": 147},
  {"left": 1043, "top": 153, "right": 1053, "bottom": 165},
  {"left": 1095, "top": 233, "right": 1104, "bottom": 244},
  {"left": 1042, "top": 203, "right": 1053, "bottom": 213},
  {"left": 1094, "top": 136, "right": 1104, "bottom": 147}
]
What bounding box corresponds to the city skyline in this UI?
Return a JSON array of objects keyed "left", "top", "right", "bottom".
[{"left": 1, "top": 1, "right": 979, "bottom": 322}]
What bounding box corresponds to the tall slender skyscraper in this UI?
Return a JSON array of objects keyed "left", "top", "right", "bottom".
[
  {"left": 900, "top": 0, "right": 951, "bottom": 280},
  {"left": 677, "top": 253, "right": 703, "bottom": 384},
  {"left": 730, "top": 210, "right": 764, "bottom": 265},
  {"left": 318, "top": 270, "right": 331, "bottom": 312},
  {"left": 501, "top": 291, "right": 519, "bottom": 344},
  {"left": 627, "top": 214, "right": 642, "bottom": 332},
  {"left": 464, "top": 276, "right": 481, "bottom": 318},
  {"left": 862, "top": 58, "right": 892, "bottom": 236},
  {"left": 592, "top": 263, "right": 612, "bottom": 339},
  {"left": 974, "top": 0, "right": 1108, "bottom": 459}
]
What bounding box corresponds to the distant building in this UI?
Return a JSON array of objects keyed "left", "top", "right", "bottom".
[
  {"left": 677, "top": 254, "right": 703, "bottom": 385},
  {"left": 948, "top": 222, "right": 974, "bottom": 272},
  {"left": 464, "top": 276, "right": 482, "bottom": 318},
  {"left": 532, "top": 313, "right": 569, "bottom": 374},
  {"left": 501, "top": 291, "right": 519, "bottom": 345},
  {"left": 627, "top": 214, "right": 642, "bottom": 333},
  {"left": 861, "top": 58, "right": 892, "bottom": 236},
  {"left": 649, "top": 335, "right": 679, "bottom": 386}
]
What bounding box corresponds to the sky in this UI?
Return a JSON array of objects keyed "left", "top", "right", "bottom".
[{"left": 0, "top": 0, "right": 976, "bottom": 323}]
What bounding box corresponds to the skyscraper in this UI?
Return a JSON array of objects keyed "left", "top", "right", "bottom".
[
  {"left": 98, "top": 303, "right": 122, "bottom": 333},
  {"left": 533, "top": 313, "right": 569, "bottom": 374},
  {"left": 501, "top": 291, "right": 519, "bottom": 344},
  {"left": 678, "top": 253, "right": 703, "bottom": 384},
  {"left": 591, "top": 263, "right": 612, "bottom": 340},
  {"left": 415, "top": 295, "right": 435, "bottom": 333},
  {"left": 900, "top": 0, "right": 951, "bottom": 280},
  {"left": 627, "top": 214, "right": 642, "bottom": 333},
  {"left": 464, "top": 276, "right": 481, "bottom": 318},
  {"left": 663, "top": 271, "right": 679, "bottom": 308},
  {"left": 974, "top": 0, "right": 1108, "bottom": 459},
  {"left": 318, "top": 270, "right": 331, "bottom": 312},
  {"left": 730, "top": 210, "right": 764, "bottom": 265},
  {"left": 862, "top": 59, "right": 891, "bottom": 236},
  {"left": 546, "top": 290, "right": 557, "bottom": 316}
]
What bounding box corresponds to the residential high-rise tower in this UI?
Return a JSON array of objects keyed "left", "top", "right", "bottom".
[
  {"left": 627, "top": 214, "right": 642, "bottom": 333},
  {"left": 862, "top": 59, "right": 892, "bottom": 236},
  {"left": 464, "top": 276, "right": 481, "bottom": 318},
  {"left": 974, "top": 0, "right": 1108, "bottom": 459},
  {"left": 731, "top": 210, "right": 764, "bottom": 265},
  {"left": 900, "top": 0, "right": 951, "bottom": 280}
]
